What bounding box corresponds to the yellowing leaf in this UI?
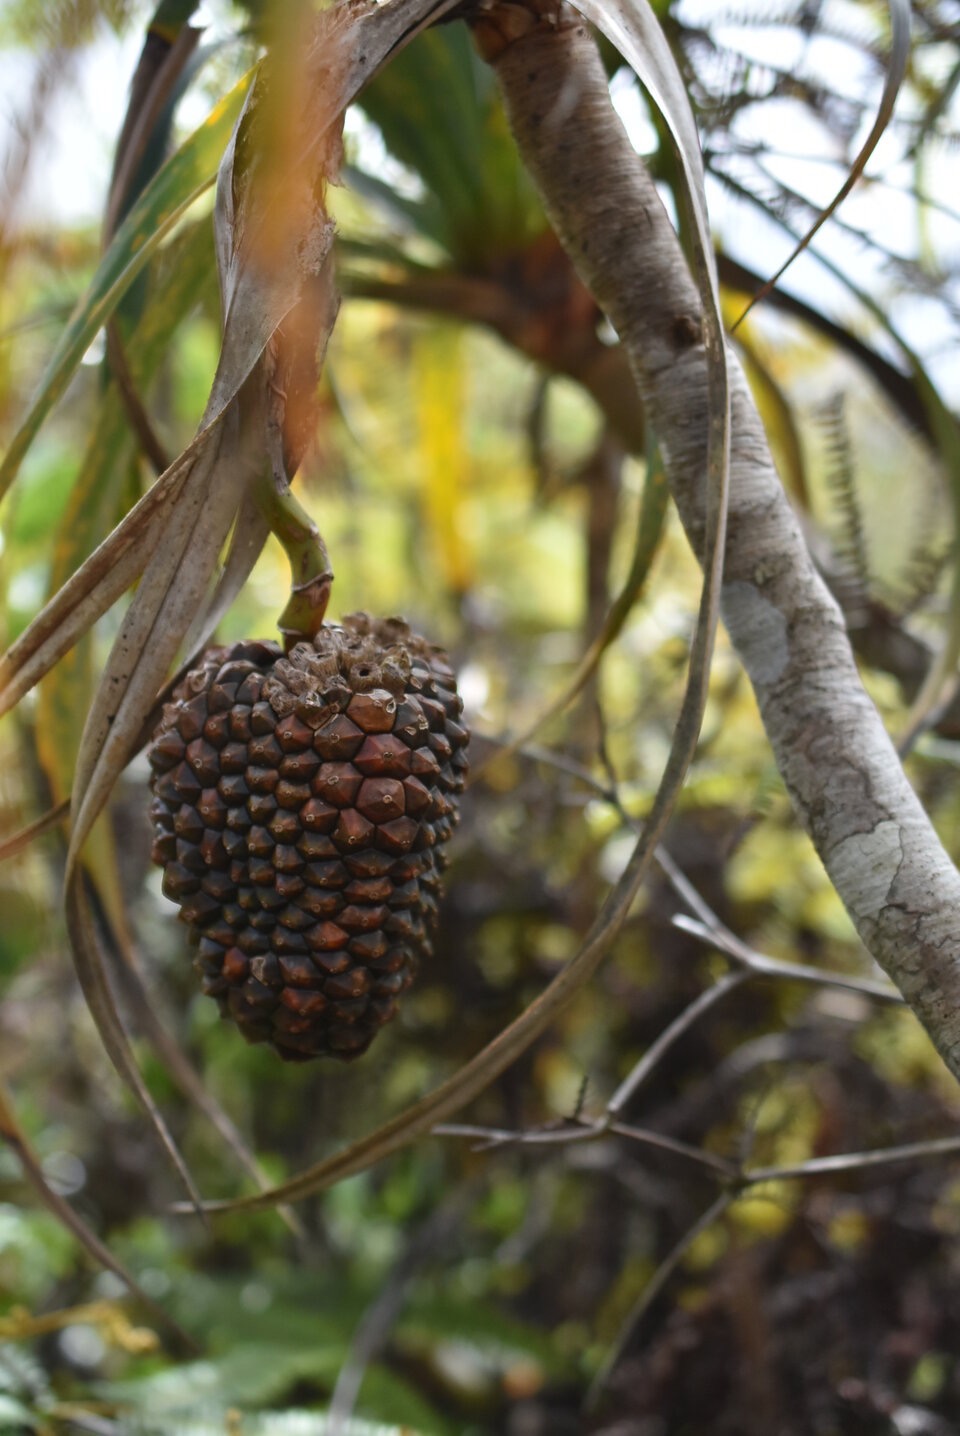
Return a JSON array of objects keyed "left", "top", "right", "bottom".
[
  {"left": 412, "top": 324, "right": 473, "bottom": 595},
  {"left": 0, "top": 71, "right": 252, "bottom": 501}
]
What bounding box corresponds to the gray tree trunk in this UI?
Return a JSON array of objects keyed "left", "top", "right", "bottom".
[{"left": 484, "top": 6, "right": 960, "bottom": 1081}]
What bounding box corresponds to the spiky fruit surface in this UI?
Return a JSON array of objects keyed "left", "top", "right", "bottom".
[{"left": 147, "top": 614, "right": 468, "bottom": 1061}]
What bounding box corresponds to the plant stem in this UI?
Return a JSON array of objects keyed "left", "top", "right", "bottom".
[{"left": 253, "top": 472, "right": 333, "bottom": 645}]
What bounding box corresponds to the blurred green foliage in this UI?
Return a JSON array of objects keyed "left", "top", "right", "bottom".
[{"left": 1, "top": 2, "right": 960, "bottom": 1433}]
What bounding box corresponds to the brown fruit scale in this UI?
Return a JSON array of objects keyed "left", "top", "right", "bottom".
[{"left": 147, "top": 614, "right": 468, "bottom": 1061}]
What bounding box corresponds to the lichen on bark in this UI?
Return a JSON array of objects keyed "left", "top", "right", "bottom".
[{"left": 481, "top": 2, "right": 960, "bottom": 1081}]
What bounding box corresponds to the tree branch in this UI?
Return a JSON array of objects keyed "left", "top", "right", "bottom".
[{"left": 483, "top": 6, "right": 960, "bottom": 1081}]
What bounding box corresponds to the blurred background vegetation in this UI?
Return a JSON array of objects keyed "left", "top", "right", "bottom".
[{"left": 2, "top": 1, "right": 960, "bottom": 1432}]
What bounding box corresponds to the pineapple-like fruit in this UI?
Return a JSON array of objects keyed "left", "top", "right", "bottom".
[{"left": 147, "top": 614, "right": 468, "bottom": 1061}]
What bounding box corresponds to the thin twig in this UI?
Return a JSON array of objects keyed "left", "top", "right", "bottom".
[
  {"left": 0, "top": 1080, "right": 196, "bottom": 1356},
  {"left": 106, "top": 323, "right": 170, "bottom": 477},
  {"left": 43, "top": 1409, "right": 119, "bottom": 1436},
  {"left": 746, "top": 1133, "right": 960, "bottom": 1184},
  {"left": 0, "top": 798, "right": 70, "bottom": 862},
  {"left": 672, "top": 914, "right": 905, "bottom": 1006},
  {"left": 433, "top": 1111, "right": 960, "bottom": 1187},
  {"left": 605, "top": 1120, "right": 736, "bottom": 1177},
  {"left": 433, "top": 1116, "right": 736, "bottom": 1180},
  {"left": 470, "top": 732, "right": 618, "bottom": 800},
  {"left": 607, "top": 970, "right": 751, "bottom": 1117},
  {"left": 432, "top": 1120, "right": 601, "bottom": 1152},
  {"left": 475, "top": 735, "right": 903, "bottom": 1011},
  {"left": 583, "top": 1189, "right": 735, "bottom": 1414}
]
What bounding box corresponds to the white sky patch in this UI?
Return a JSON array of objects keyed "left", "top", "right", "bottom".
[
  {"left": 673, "top": 0, "right": 960, "bottom": 405},
  {"left": 343, "top": 104, "right": 427, "bottom": 202},
  {"left": 0, "top": 0, "right": 242, "bottom": 227},
  {"left": 609, "top": 66, "right": 658, "bottom": 155},
  {"left": 0, "top": 23, "right": 139, "bottom": 225}
]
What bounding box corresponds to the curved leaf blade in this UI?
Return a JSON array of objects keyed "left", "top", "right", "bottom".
[
  {"left": 59, "top": 0, "right": 465, "bottom": 1207},
  {"left": 733, "top": 0, "right": 911, "bottom": 330},
  {"left": 475, "top": 439, "right": 669, "bottom": 781},
  {"left": 170, "top": 0, "right": 732, "bottom": 1219},
  {"left": 0, "top": 445, "right": 197, "bottom": 718}
]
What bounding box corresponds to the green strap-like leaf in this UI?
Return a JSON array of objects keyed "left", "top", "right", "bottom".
[
  {"left": 356, "top": 22, "right": 547, "bottom": 263},
  {"left": 151, "top": 0, "right": 203, "bottom": 35},
  {"left": 106, "top": 1, "right": 204, "bottom": 242},
  {"left": 0, "top": 69, "right": 252, "bottom": 502}
]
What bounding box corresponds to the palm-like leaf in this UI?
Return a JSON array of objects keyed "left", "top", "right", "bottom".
[{"left": 354, "top": 22, "right": 547, "bottom": 263}]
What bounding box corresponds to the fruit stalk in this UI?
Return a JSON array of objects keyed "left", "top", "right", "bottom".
[{"left": 253, "top": 471, "right": 333, "bottom": 646}]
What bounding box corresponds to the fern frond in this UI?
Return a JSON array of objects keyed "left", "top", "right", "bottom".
[
  {"left": 896, "top": 520, "right": 954, "bottom": 620},
  {"left": 818, "top": 391, "right": 872, "bottom": 616}
]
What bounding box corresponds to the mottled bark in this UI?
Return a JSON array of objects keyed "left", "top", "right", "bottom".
[{"left": 484, "top": 8, "right": 960, "bottom": 1080}]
